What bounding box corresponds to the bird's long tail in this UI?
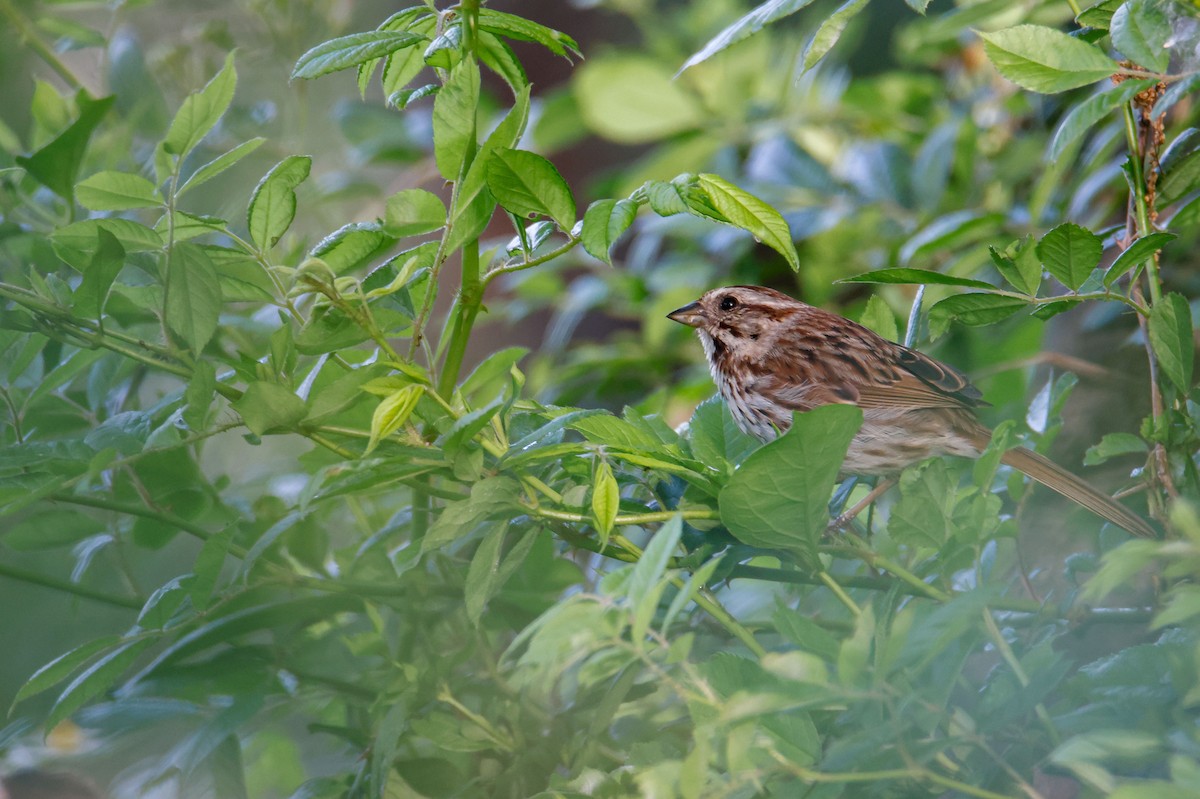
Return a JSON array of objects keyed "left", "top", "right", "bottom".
[{"left": 999, "top": 446, "right": 1156, "bottom": 538}]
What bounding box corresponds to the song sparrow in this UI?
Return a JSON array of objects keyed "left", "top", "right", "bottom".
[{"left": 668, "top": 285, "right": 1155, "bottom": 538}]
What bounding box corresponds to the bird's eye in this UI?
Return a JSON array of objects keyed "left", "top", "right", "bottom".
[{"left": 719, "top": 295, "right": 738, "bottom": 311}]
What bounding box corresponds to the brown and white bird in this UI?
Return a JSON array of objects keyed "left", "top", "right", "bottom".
[{"left": 668, "top": 285, "right": 1155, "bottom": 538}]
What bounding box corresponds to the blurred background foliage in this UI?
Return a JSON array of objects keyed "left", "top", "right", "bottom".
[{"left": 2, "top": 0, "right": 1200, "bottom": 797}]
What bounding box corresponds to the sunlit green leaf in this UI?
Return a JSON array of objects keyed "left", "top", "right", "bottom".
[{"left": 979, "top": 25, "right": 1118, "bottom": 94}]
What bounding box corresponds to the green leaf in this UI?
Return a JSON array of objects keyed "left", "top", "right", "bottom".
[
  {"left": 479, "top": 31, "right": 529, "bottom": 93},
  {"left": 580, "top": 198, "right": 638, "bottom": 265},
  {"left": 929, "top": 293, "right": 1029, "bottom": 335},
  {"left": 888, "top": 460, "right": 956, "bottom": 548},
  {"left": 162, "top": 52, "right": 236, "bottom": 159},
  {"left": 718, "top": 405, "right": 862, "bottom": 560},
  {"left": 839, "top": 268, "right": 993, "bottom": 289},
  {"left": 1104, "top": 232, "right": 1176, "bottom": 287},
  {"left": 477, "top": 9, "right": 580, "bottom": 59},
  {"left": 574, "top": 56, "right": 703, "bottom": 144},
  {"left": 485, "top": 148, "right": 576, "bottom": 231},
  {"left": 292, "top": 31, "right": 425, "bottom": 79},
  {"left": 71, "top": 228, "right": 125, "bottom": 321},
  {"left": 464, "top": 521, "right": 508, "bottom": 625},
  {"left": 10, "top": 635, "right": 121, "bottom": 711},
  {"left": 1083, "top": 432, "right": 1148, "bottom": 466},
  {"left": 184, "top": 359, "right": 216, "bottom": 432},
  {"left": 837, "top": 605, "right": 874, "bottom": 687},
  {"left": 688, "top": 396, "right": 763, "bottom": 469},
  {"left": 433, "top": 60, "right": 480, "bottom": 181},
  {"left": 1077, "top": 0, "right": 1123, "bottom": 30},
  {"left": 978, "top": 25, "right": 1119, "bottom": 94},
  {"left": 45, "top": 638, "right": 156, "bottom": 733},
  {"left": 75, "top": 170, "right": 160, "bottom": 211},
  {"left": 627, "top": 515, "right": 682, "bottom": 612},
  {"left": 381, "top": 17, "right": 436, "bottom": 98},
  {"left": 859, "top": 295, "right": 898, "bottom": 341},
  {"left": 1036, "top": 222, "right": 1102, "bottom": 290},
  {"left": 232, "top": 382, "right": 308, "bottom": 436},
  {"left": 3, "top": 509, "right": 105, "bottom": 551},
  {"left": 384, "top": 189, "right": 446, "bottom": 237},
  {"left": 1048, "top": 79, "right": 1156, "bottom": 163},
  {"left": 422, "top": 477, "right": 520, "bottom": 553},
  {"left": 1157, "top": 132, "right": 1200, "bottom": 205},
  {"left": 802, "top": 0, "right": 871, "bottom": 71},
  {"left": 694, "top": 173, "right": 799, "bottom": 271},
  {"left": 446, "top": 85, "right": 530, "bottom": 253},
  {"left": 988, "top": 235, "right": 1042, "bottom": 296},
  {"left": 165, "top": 242, "right": 221, "bottom": 355},
  {"left": 52, "top": 219, "right": 161, "bottom": 267},
  {"left": 308, "top": 222, "right": 392, "bottom": 275},
  {"left": 1110, "top": 0, "right": 1171, "bottom": 73},
  {"left": 177, "top": 137, "right": 266, "bottom": 196},
  {"left": 1148, "top": 292, "right": 1194, "bottom": 393},
  {"left": 679, "top": 0, "right": 818, "bottom": 73},
  {"left": 16, "top": 93, "right": 114, "bottom": 203},
  {"left": 367, "top": 385, "right": 423, "bottom": 453},
  {"left": 247, "top": 156, "right": 311, "bottom": 252},
  {"left": 591, "top": 460, "right": 620, "bottom": 548}
]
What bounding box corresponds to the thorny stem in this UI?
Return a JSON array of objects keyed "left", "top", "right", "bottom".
[{"left": 1121, "top": 94, "right": 1179, "bottom": 502}]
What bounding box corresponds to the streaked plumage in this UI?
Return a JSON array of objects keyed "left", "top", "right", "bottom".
[{"left": 669, "top": 285, "right": 1155, "bottom": 538}]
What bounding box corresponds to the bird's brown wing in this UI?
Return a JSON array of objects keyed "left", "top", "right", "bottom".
[{"left": 757, "top": 307, "right": 986, "bottom": 412}]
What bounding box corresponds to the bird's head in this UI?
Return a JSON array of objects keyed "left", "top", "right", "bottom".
[{"left": 667, "top": 285, "right": 803, "bottom": 358}]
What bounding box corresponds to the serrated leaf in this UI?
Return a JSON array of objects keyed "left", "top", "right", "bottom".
[
  {"left": 177, "top": 137, "right": 266, "bottom": 196},
  {"left": 1048, "top": 79, "right": 1156, "bottom": 163},
  {"left": 688, "top": 396, "right": 763, "bottom": 469},
  {"left": 718, "top": 405, "right": 862, "bottom": 560},
  {"left": 292, "top": 31, "right": 425, "bottom": 79},
  {"left": 479, "top": 31, "right": 529, "bottom": 93},
  {"left": 232, "top": 382, "right": 307, "bottom": 436},
  {"left": 988, "top": 235, "right": 1042, "bottom": 296},
  {"left": 1036, "top": 222, "right": 1102, "bottom": 290},
  {"left": 1148, "top": 292, "right": 1194, "bottom": 393},
  {"left": 383, "top": 189, "right": 446, "bottom": 237},
  {"left": 433, "top": 60, "right": 480, "bottom": 181},
  {"left": 76, "top": 170, "right": 160, "bottom": 211},
  {"left": 802, "top": 0, "right": 870, "bottom": 71},
  {"left": 1077, "top": 0, "right": 1123, "bottom": 30},
  {"left": 591, "top": 460, "right": 620, "bottom": 548},
  {"left": 1083, "top": 432, "right": 1148, "bottom": 466},
  {"left": 929, "top": 293, "right": 1029, "bottom": 334},
  {"left": 308, "top": 222, "right": 392, "bottom": 275},
  {"left": 859, "top": 295, "right": 898, "bottom": 341},
  {"left": 247, "top": 155, "right": 311, "bottom": 252},
  {"left": 485, "top": 148, "right": 576, "bottom": 231},
  {"left": 165, "top": 242, "right": 221, "bottom": 355},
  {"left": 1104, "top": 232, "right": 1176, "bottom": 287},
  {"left": 978, "top": 25, "right": 1118, "bottom": 94},
  {"left": 1111, "top": 0, "right": 1171, "bottom": 73},
  {"left": 580, "top": 198, "right": 638, "bottom": 265},
  {"left": 163, "top": 52, "right": 236, "bottom": 159},
  {"left": 694, "top": 173, "right": 799, "bottom": 271},
  {"left": 838, "top": 268, "right": 993, "bottom": 289},
  {"left": 478, "top": 9, "right": 580, "bottom": 59},
  {"left": 679, "top": 0, "right": 817, "bottom": 73},
  {"left": 367, "top": 385, "right": 423, "bottom": 453}
]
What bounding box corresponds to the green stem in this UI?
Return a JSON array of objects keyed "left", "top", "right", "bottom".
[
  {"left": 818, "top": 571, "right": 862, "bottom": 617},
  {"left": 480, "top": 235, "right": 581, "bottom": 288},
  {"left": 0, "top": 561, "right": 142, "bottom": 609},
  {"left": 0, "top": 0, "right": 85, "bottom": 90},
  {"left": 434, "top": 0, "right": 483, "bottom": 396},
  {"left": 981, "top": 610, "right": 1062, "bottom": 747}
]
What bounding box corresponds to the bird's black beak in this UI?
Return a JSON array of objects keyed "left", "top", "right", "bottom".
[{"left": 667, "top": 301, "right": 706, "bottom": 328}]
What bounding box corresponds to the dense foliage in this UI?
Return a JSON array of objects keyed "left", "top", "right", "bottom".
[{"left": 2, "top": 0, "right": 1200, "bottom": 797}]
